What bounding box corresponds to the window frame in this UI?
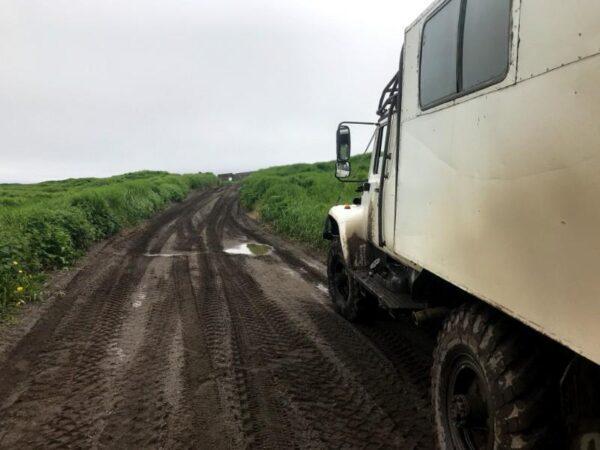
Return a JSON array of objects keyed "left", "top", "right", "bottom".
[
  {"left": 419, "top": 0, "right": 513, "bottom": 111},
  {"left": 372, "top": 124, "right": 388, "bottom": 175}
]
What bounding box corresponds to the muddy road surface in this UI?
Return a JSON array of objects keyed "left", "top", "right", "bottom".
[{"left": 0, "top": 185, "right": 434, "bottom": 449}]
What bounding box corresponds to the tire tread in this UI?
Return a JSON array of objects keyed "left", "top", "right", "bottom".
[{"left": 432, "top": 303, "right": 552, "bottom": 450}]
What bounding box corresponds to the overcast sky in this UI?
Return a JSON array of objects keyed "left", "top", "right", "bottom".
[{"left": 0, "top": 0, "right": 428, "bottom": 183}]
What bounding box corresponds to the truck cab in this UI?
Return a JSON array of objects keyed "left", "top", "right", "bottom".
[{"left": 324, "top": 0, "right": 600, "bottom": 448}]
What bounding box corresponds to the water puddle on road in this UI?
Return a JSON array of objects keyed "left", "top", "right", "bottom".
[
  {"left": 224, "top": 242, "right": 273, "bottom": 257},
  {"left": 316, "top": 283, "right": 329, "bottom": 294}
]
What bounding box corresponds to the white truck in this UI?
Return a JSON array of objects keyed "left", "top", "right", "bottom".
[{"left": 323, "top": 0, "right": 600, "bottom": 448}]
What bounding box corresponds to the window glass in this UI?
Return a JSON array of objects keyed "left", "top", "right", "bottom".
[
  {"left": 462, "top": 0, "right": 511, "bottom": 90},
  {"left": 420, "top": 0, "right": 461, "bottom": 107},
  {"left": 373, "top": 125, "right": 388, "bottom": 175}
]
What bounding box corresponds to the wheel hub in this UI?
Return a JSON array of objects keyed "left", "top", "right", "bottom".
[
  {"left": 329, "top": 252, "right": 350, "bottom": 304},
  {"left": 444, "top": 352, "right": 492, "bottom": 449},
  {"left": 450, "top": 394, "right": 471, "bottom": 423}
]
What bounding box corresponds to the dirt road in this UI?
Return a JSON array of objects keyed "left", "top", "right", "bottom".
[{"left": 0, "top": 185, "right": 434, "bottom": 449}]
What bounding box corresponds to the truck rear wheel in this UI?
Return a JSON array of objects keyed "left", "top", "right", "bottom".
[
  {"left": 432, "top": 304, "right": 553, "bottom": 449},
  {"left": 327, "top": 239, "right": 374, "bottom": 322}
]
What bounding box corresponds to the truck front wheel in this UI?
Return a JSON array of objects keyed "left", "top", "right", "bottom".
[
  {"left": 327, "top": 239, "right": 373, "bottom": 322},
  {"left": 432, "top": 304, "right": 553, "bottom": 449}
]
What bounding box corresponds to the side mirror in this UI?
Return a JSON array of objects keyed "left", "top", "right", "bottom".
[
  {"left": 336, "top": 125, "right": 351, "bottom": 162},
  {"left": 336, "top": 161, "right": 351, "bottom": 179}
]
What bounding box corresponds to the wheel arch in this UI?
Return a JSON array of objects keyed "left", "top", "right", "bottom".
[{"left": 323, "top": 205, "right": 367, "bottom": 266}]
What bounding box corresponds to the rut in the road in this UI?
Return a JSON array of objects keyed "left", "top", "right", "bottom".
[{"left": 0, "top": 185, "right": 434, "bottom": 449}]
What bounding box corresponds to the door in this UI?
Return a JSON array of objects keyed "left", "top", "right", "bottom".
[
  {"left": 380, "top": 114, "right": 398, "bottom": 249},
  {"left": 366, "top": 123, "right": 388, "bottom": 246}
]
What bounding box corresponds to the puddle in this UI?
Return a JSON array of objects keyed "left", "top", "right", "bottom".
[
  {"left": 144, "top": 251, "right": 203, "bottom": 258},
  {"left": 302, "top": 259, "right": 324, "bottom": 272},
  {"left": 224, "top": 242, "right": 273, "bottom": 257},
  {"left": 316, "top": 283, "right": 329, "bottom": 294},
  {"left": 132, "top": 292, "right": 145, "bottom": 308},
  {"left": 108, "top": 343, "right": 126, "bottom": 360},
  {"left": 282, "top": 267, "right": 301, "bottom": 279}
]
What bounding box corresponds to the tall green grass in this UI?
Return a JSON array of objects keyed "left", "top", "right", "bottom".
[
  {"left": 240, "top": 154, "right": 370, "bottom": 249},
  {"left": 0, "top": 171, "right": 218, "bottom": 317}
]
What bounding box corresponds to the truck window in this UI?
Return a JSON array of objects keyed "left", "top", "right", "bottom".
[
  {"left": 420, "top": 0, "right": 512, "bottom": 109},
  {"left": 462, "top": 0, "right": 511, "bottom": 90},
  {"left": 419, "top": 0, "right": 461, "bottom": 108},
  {"left": 373, "top": 125, "right": 388, "bottom": 175}
]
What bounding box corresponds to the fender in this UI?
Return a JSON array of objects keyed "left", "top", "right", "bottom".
[{"left": 323, "top": 204, "right": 368, "bottom": 266}]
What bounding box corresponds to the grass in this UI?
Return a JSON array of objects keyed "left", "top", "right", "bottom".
[
  {"left": 240, "top": 153, "right": 370, "bottom": 249},
  {"left": 0, "top": 171, "right": 219, "bottom": 318}
]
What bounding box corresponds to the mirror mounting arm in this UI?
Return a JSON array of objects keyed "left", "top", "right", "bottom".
[{"left": 338, "top": 121, "right": 378, "bottom": 127}]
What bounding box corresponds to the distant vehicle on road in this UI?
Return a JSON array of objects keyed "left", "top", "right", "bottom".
[
  {"left": 324, "top": 0, "right": 600, "bottom": 447},
  {"left": 218, "top": 172, "right": 253, "bottom": 183}
]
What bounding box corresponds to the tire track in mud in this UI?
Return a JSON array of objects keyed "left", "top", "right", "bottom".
[
  {"left": 94, "top": 188, "right": 223, "bottom": 449},
  {"left": 214, "top": 188, "right": 434, "bottom": 448},
  {"left": 195, "top": 189, "right": 287, "bottom": 448},
  {"left": 0, "top": 184, "right": 435, "bottom": 449},
  {"left": 220, "top": 186, "right": 432, "bottom": 448},
  {"left": 0, "top": 189, "right": 217, "bottom": 448}
]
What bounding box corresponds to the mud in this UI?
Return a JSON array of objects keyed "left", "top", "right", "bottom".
[{"left": 0, "top": 185, "right": 434, "bottom": 449}]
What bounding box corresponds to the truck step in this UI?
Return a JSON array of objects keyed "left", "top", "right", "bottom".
[{"left": 352, "top": 269, "right": 427, "bottom": 311}]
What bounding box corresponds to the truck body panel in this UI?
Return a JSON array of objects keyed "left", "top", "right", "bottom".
[{"left": 389, "top": 0, "right": 600, "bottom": 363}]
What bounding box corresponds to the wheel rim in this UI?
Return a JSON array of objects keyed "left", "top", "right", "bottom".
[{"left": 444, "top": 350, "right": 492, "bottom": 450}]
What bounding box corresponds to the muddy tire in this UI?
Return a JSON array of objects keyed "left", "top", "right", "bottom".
[
  {"left": 432, "top": 303, "right": 552, "bottom": 450},
  {"left": 327, "top": 239, "right": 373, "bottom": 322}
]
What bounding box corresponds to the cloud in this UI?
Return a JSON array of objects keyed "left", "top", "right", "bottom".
[{"left": 0, "top": 0, "right": 428, "bottom": 183}]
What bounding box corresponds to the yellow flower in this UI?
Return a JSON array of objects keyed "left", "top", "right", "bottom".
[
  {"left": 18, "top": 269, "right": 23, "bottom": 274},
  {"left": 16, "top": 286, "right": 24, "bottom": 293},
  {"left": 12, "top": 261, "right": 18, "bottom": 266}
]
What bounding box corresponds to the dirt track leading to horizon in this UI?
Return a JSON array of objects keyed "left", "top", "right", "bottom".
[{"left": 0, "top": 185, "right": 434, "bottom": 449}]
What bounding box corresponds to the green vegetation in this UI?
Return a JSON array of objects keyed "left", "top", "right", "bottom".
[
  {"left": 0, "top": 171, "right": 218, "bottom": 317},
  {"left": 240, "top": 154, "right": 370, "bottom": 249}
]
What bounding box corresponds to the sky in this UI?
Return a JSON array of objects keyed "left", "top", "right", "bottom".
[{"left": 0, "top": 0, "right": 429, "bottom": 183}]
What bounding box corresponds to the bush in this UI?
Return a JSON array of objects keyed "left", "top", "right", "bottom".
[
  {"left": 71, "top": 193, "right": 120, "bottom": 237},
  {"left": 0, "top": 171, "right": 219, "bottom": 317},
  {"left": 240, "top": 154, "right": 370, "bottom": 249}
]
